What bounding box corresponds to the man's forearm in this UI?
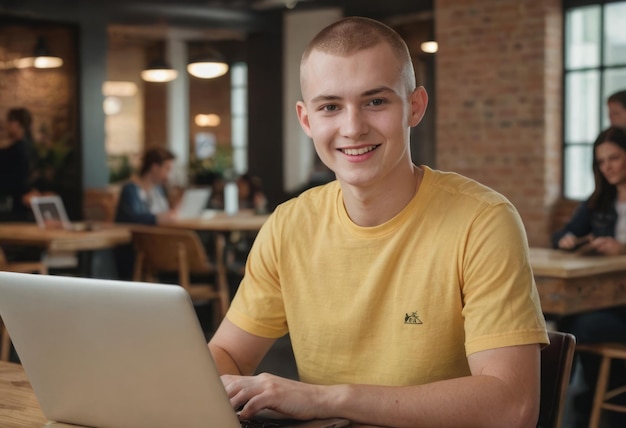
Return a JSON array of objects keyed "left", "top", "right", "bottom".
[
  {"left": 321, "top": 375, "right": 538, "bottom": 428},
  {"left": 208, "top": 343, "right": 243, "bottom": 375}
]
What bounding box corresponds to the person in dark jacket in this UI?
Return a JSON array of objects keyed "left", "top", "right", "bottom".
[
  {"left": 114, "top": 147, "right": 178, "bottom": 279},
  {"left": 0, "top": 108, "right": 37, "bottom": 222},
  {"left": 553, "top": 126, "right": 626, "bottom": 427}
]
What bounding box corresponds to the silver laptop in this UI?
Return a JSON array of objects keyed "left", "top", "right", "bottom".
[
  {"left": 30, "top": 195, "right": 72, "bottom": 230},
  {"left": 0, "top": 272, "right": 349, "bottom": 428},
  {"left": 30, "top": 195, "right": 91, "bottom": 232},
  {"left": 178, "top": 188, "right": 212, "bottom": 220}
]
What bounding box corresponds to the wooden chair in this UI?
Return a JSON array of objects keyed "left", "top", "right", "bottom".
[
  {"left": 575, "top": 342, "right": 626, "bottom": 428},
  {"left": 538, "top": 331, "right": 577, "bottom": 428},
  {"left": 131, "top": 227, "right": 230, "bottom": 329},
  {"left": 0, "top": 247, "right": 48, "bottom": 361},
  {"left": 83, "top": 186, "right": 120, "bottom": 223}
]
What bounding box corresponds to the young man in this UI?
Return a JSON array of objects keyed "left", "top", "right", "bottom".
[
  {"left": 608, "top": 90, "right": 626, "bottom": 130},
  {"left": 209, "top": 17, "right": 548, "bottom": 427}
]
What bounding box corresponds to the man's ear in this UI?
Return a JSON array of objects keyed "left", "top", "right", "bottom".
[
  {"left": 409, "top": 86, "right": 429, "bottom": 127},
  {"left": 296, "top": 101, "right": 313, "bottom": 138}
]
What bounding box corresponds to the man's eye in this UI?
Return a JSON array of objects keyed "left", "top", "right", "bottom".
[
  {"left": 370, "top": 98, "right": 385, "bottom": 106},
  {"left": 322, "top": 105, "right": 338, "bottom": 112}
]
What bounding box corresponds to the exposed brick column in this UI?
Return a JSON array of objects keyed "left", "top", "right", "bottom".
[{"left": 435, "top": 0, "right": 562, "bottom": 247}]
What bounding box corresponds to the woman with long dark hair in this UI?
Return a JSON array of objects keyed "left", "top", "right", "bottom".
[{"left": 553, "top": 126, "right": 626, "bottom": 427}]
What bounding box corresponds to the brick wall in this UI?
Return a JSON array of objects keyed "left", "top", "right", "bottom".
[
  {"left": 0, "top": 22, "right": 81, "bottom": 218},
  {"left": 435, "top": 0, "right": 563, "bottom": 247}
]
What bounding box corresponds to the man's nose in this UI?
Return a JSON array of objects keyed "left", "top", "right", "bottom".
[{"left": 340, "top": 107, "right": 369, "bottom": 139}]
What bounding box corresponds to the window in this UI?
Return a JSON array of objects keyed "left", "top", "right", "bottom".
[
  {"left": 563, "top": 1, "right": 626, "bottom": 199},
  {"left": 231, "top": 62, "right": 248, "bottom": 175}
]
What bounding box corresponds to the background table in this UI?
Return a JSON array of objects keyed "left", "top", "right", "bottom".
[
  {"left": 0, "top": 223, "right": 131, "bottom": 252},
  {"left": 0, "top": 223, "right": 131, "bottom": 277},
  {"left": 165, "top": 210, "right": 270, "bottom": 284},
  {"left": 530, "top": 247, "right": 626, "bottom": 315},
  {"left": 167, "top": 210, "right": 269, "bottom": 232}
]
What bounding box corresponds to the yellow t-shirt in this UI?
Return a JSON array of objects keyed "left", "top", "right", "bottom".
[{"left": 227, "top": 166, "right": 548, "bottom": 386}]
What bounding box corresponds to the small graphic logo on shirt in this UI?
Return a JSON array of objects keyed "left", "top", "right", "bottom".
[{"left": 404, "top": 311, "right": 423, "bottom": 325}]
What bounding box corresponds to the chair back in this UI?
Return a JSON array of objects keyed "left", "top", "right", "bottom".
[
  {"left": 83, "top": 187, "right": 120, "bottom": 223},
  {"left": 0, "top": 247, "right": 7, "bottom": 268},
  {"left": 131, "top": 226, "right": 230, "bottom": 327},
  {"left": 132, "top": 227, "right": 216, "bottom": 275},
  {"left": 538, "top": 330, "right": 576, "bottom": 428}
]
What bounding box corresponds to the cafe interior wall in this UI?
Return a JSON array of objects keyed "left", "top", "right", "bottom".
[
  {"left": 141, "top": 41, "right": 235, "bottom": 185},
  {"left": 105, "top": 31, "right": 144, "bottom": 161},
  {"left": 0, "top": 20, "right": 82, "bottom": 219},
  {"left": 435, "top": 0, "right": 563, "bottom": 248},
  {"left": 103, "top": 33, "right": 235, "bottom": 188}
]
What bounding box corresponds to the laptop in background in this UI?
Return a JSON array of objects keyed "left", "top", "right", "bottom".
[
  {"left": 0, "top": 272, "right": 349, "bottom": 428},
  {"left": 30, "top": 195, "right": 72, "bottom": 230},
  {"left": 177, "top": 187, "right": 212, "bottom": 220}
]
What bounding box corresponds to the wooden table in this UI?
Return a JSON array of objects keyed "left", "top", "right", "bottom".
[
  {"left": 0, "top": 361, "right": 383, "bottom": 427},
  {"left": 0, "top": 223, "right": 131, "bottom": 253},
  {"left": 530, "top": 247, "right": 626, "bottom": 315},
  {"left": 166, "top": 210, "right": 270, "bottom": 287},
  {"left": 167, "top": 209, "right": 269, "bottom": 232},
  {"left": 0, "top": 361, "right": 48, "bottom": 426},
  {"left": 0, "top": 222, "right": 131, "bottom": 278}
]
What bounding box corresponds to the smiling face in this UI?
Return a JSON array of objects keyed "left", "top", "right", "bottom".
[
  {"left": 296, "top": 42, "right": 427, "bottom": 191},
  {"left": 596, "top": 141, "right": 626, "bottom": 186}
]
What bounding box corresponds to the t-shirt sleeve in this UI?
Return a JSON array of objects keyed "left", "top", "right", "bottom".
[
  {"left": 461, "top": 201, "right": 549, "bottom": 355},
  {"left": 226, "top": 209, "right": 289, "bottom": 338}
]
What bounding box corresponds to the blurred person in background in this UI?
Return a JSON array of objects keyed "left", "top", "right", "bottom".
[
  {"left": 553, "top": 126, "right": 626, "bottom": 427},
  {"left": 608, "top": 90, "right": 626, "bottom": 130},
  {"left": 114, "top": 146, "right": 178, "bottom": 279},
  {"left": 0, "top": 107, "right": 37, "bottom": 222}
]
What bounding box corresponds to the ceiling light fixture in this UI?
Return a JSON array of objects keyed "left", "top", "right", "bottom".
[
  {"left": 420, "top": 41, "right": 438, "bottom": 54},
  {"left": 195, "top": 114, "right": 221, "bottom": 127},
  {"left": 141, "top": 58, "right": 178, "bottom": 82},
  {"left": 19, "top": 36, "right": 64, "bottom": 69},
  {"left": 187, "top": 49, "right": 228, "bottom": 79},
  {"left": 102, "top": 81, "right": 138, "bottom": 97}
]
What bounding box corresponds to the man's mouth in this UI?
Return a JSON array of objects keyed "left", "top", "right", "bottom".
[{"left": 339, "top": 144, "right": 381, "bottom": 156}]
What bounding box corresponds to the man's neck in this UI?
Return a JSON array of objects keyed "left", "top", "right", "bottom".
[{"left": 341, "top": 165, "right": 423, "bottom": 227}]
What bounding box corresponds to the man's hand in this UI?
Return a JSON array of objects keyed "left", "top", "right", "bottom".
[{"left": 222, "top": 373, "right": 332, "bottom": 421}]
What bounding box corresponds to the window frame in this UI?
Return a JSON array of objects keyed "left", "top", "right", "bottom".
[{"left": 562, "top": 0, "right": 626, "bottom": 200}]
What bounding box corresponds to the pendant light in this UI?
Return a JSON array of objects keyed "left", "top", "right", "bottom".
[
  {"left": 187, "top": 49, "right": 228, "bottom": 79},
  {"left": 17, "top": 36, "right": 63, "bottom": 69},
  {"left": 140, "top": 58, "right": 178, "bottom": 83},
  {"left": 420, "top": 41, "right": 438, "bottom": 54}
]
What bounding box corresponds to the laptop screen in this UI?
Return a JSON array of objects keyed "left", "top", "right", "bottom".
[{"left": 30, "top": 195, "right": 71, "bottom": 230}]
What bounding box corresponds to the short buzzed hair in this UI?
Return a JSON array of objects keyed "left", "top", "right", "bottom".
[{"left": 300, "top": 16, "right": 417, "bottom": 92}]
